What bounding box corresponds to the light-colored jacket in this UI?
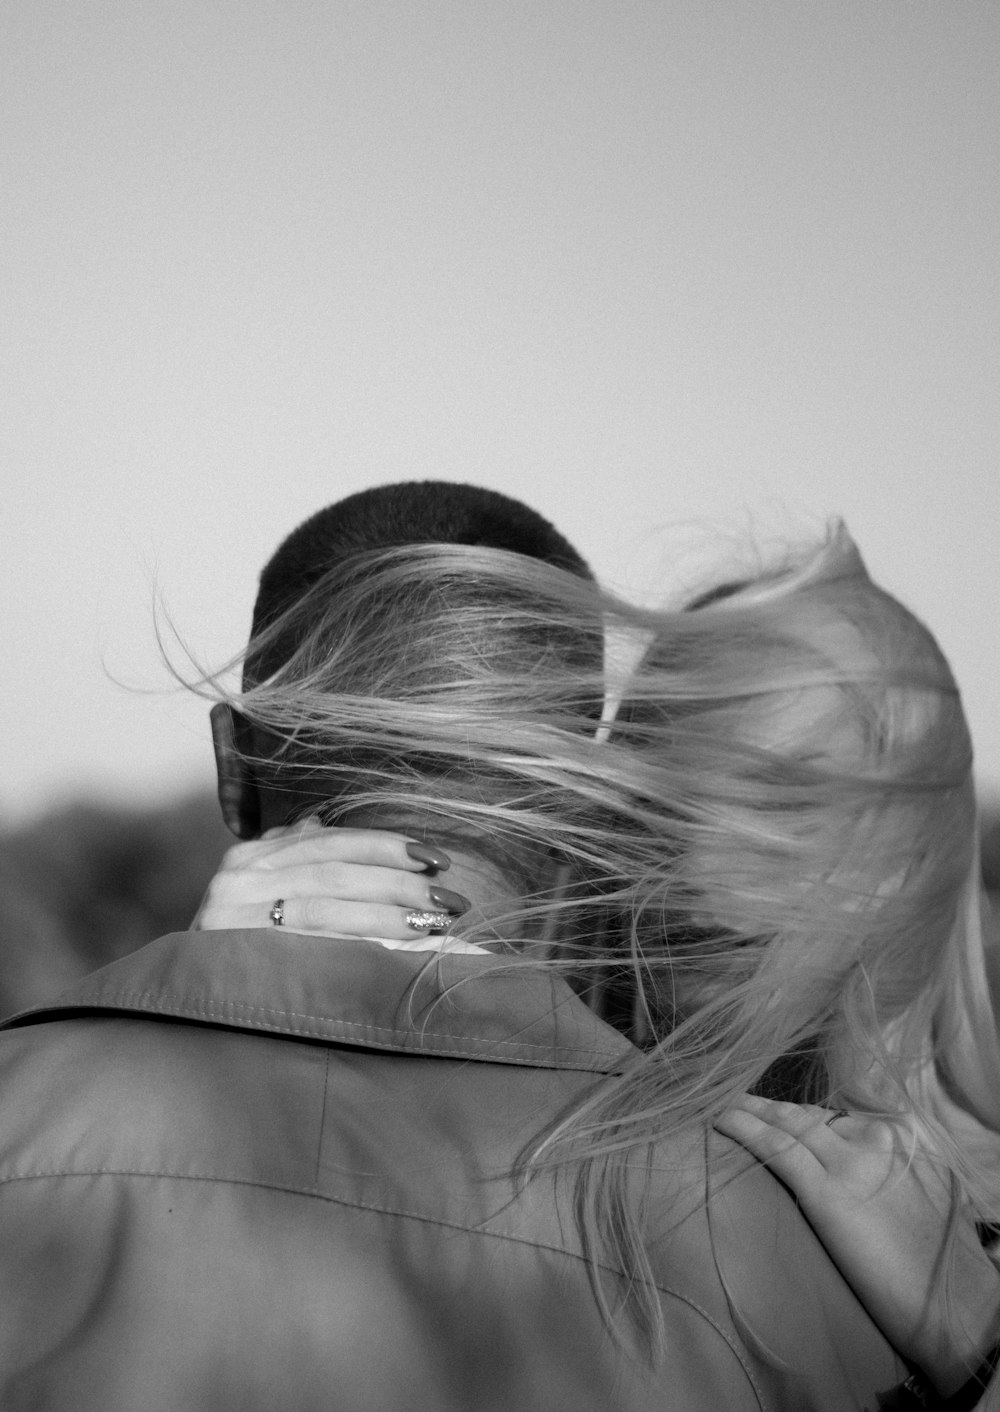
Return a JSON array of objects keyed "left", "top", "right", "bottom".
[{"left": 0, "top": 930, "right": 904, "bottom": 1410}]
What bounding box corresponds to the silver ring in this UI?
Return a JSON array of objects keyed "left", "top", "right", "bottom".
[
  {"left": 404, "top": 910, "right": 451, "bottom": 932},
  {"left": 269, "top": 898, "right": 285, "bottom": 927},
  {"left": 824, "top": 1109, "right": 850, "bottom": 1127}
]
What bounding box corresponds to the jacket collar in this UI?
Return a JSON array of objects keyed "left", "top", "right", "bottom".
[{"left": 0, "top": 929, "right": 637, "bottom": 1075}]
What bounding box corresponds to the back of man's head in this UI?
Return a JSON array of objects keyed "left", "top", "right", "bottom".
[
  {"left": 249, "top": 481, "right": 592, "bottom": 677},
  {"left": 215, "top": 481, "right": 595, "bottom": 837}
]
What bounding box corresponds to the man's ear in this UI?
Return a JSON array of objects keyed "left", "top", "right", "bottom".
[{"left": 210, "top": 702, "right": 262, "bottom": 839}]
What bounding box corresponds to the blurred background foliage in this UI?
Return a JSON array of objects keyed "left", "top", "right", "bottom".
[
  {"left": 0, "top": 792, "right": 997, "bottom": 1019},
  {"left": 0, "top": 794, "right": 231, "bottom": 1016}
]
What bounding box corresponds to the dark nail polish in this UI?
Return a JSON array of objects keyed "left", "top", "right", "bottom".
[
  {"left": 406, "top": 842, "right": 451, "bottom": 873},
  {"left": 428, "top": 885, "right": 471, "bottom": 916}
]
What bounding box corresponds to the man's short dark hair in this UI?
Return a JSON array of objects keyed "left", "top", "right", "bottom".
[
  {"left": 254, "top": 481, "right": 592, "bottom": 630},
  {"left": 246, "top": 481, "right": 594, "bottom": 685}
]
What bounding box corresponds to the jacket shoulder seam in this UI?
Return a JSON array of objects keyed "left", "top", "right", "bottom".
[
  {"left": 14, "top": 991, "right": 623, "bottom": 1065},
  {"left": 0, "top": 1166, "right": 766, "bottom": 1407}
]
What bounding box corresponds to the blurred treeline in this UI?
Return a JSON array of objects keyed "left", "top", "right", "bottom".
[
  {"left": 0, "top": 794, "right": 231, "bottom": 1017},
  {"left": 0, "top": 792, "right": 998, "bottom": 1019}
]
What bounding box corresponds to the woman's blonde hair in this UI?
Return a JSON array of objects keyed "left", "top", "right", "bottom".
[{"left": 204, "top": 521, "right": 1000, "bottom": 1354}]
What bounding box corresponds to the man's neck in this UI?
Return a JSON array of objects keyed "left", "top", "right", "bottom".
[{"left": 421, "top": 846, "right": 529, "bottom": 945}]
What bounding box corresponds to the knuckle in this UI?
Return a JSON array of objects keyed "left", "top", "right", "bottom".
[
  {"left": 860, "top": 1117, "right": 894, "bottom": 1144},
  {"left": 320, "top": 862, "right": 349, "bottom": 892},
  {"left": 222, "top": 841, "right": 259, "bottom": 870},
  {"left": 200, "top": 874, "right": 230, "bottom": 906}
]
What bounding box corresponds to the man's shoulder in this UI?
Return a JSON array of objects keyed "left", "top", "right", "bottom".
[
  {"left": 0, "top": 928, "right": 636, "bottom": 1074},
  {"left": 646, "top": 1131, "right": 907, "bottom": 1400}
]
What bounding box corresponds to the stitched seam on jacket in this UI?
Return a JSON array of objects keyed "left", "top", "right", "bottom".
[
  {"left": 44, "top": 992, "right": 620, "bottom": 1063},
  {"left": 314, "top": 1051, "right": 330, "bottom": 1187},
  {"left": 0, "top": 1167, "right": 765, "bottom": 1406}
]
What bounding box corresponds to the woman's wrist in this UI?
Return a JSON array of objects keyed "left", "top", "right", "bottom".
[{"left": 917, "top": 1256, "right": 1000, "bottom": 1401}]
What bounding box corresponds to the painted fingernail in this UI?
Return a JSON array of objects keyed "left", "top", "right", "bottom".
[
  {"left": 428, "top": 886, "right": 470, "bottom": 916},
  {"left": 405, "top": 910, "right": 451, "bottom": 932},
  {"left": 406, "top": 842, "right": 451, "bottom": 873}
]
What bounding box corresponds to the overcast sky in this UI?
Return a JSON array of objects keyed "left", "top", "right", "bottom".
[{"left": 3, "top": 0, "right": 998, "bottom": 822}]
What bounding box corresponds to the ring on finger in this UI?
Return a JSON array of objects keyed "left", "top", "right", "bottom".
[
  {"left": 269, "top": 898, "right": 285, "bottom": 927},
  {"left": 824, "top": 1109, "right": 850, "bottom": 1128}
]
